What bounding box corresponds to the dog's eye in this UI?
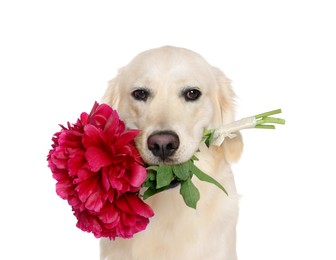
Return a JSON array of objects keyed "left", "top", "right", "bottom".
[
  {"left": 183, "top": 88, "right": 202, "bottom": 101},
  {"left": 132, "top": 89, "right": 150, "bottom": 101}
]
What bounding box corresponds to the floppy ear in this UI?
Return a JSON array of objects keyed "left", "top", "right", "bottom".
[
  {"left": 101, "top": 70, "right": 122, "bottom": 110},
  {"left": 212, "top": 66, "right": 244, "bottom": 163},
  {"left": 211, "top": 66, "right": 235, "bottom": 125}
]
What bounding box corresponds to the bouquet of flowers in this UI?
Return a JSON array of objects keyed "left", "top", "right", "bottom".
[
  {"left": 47, "top": 102, "right": 285, "bottom": 239},
  {"left": 47, "top": 102, "right": 153, "bottom": 239}
]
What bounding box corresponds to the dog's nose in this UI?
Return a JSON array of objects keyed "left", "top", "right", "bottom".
[{"left": 147, "top": 131, "right": 180, "bottom": 160}]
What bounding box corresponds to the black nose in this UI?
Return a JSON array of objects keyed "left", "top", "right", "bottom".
[{"left": 147, "top": 131, "right": 180, "bottom": 160}]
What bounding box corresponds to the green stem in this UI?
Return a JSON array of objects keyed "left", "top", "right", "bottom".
[
  {"left": 256, "top": 117, "right": 286, "bottom": 125},
  {"left": 255, "top": 109, "right": 282, "bottom": 119},
  {"left": 255, "top": 125, "right": 276, "bottom": 129}
]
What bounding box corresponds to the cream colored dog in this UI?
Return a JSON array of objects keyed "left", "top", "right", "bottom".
[{"left": 101, "top": 46, "right": 243, "bottom": 260}]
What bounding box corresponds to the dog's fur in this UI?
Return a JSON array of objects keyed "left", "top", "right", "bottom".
[{"left": 100, "top": 46, "right": 243, "bottom": 260}]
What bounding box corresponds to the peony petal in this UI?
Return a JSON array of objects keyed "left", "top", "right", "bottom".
[
  {"left": 121, "top": 212, "right": 136, "bottom": 226},
  {"left": 68, "top": 155, "right": 86, "bottom": 177},
  {"left": 58, "top": 130, "right": 82, "bottom": 148},
  {"left": 101, "top": 168, "right": 111, "bottom": 191},
  {"left": 55, "top": 180, "right": 75, "bottom": 199},
  {"left": 86, "top": 102, "right": 99, "bottom": 120},
  {"left": 114, "top": 195, "right": 135, "bottom": 214},
  {"left": 75, "top": 167, "right": 96, "bottom": 183},
  {"left": 50, "top": 150, "right": 68, "bottom": 169},
  {"left": 129, "top": 163, "right": 147, "bottom": 188},
  {"left": 125, "top": 194, "right": 154, "bottom": 218},
  {"left": 98, "top": 204, "right": 120, "bottom": 225},
  {"left": 76, "top": 177, "right": 99, "bottom": 203},
  {"left": 80, "top": 111, "right": 89, "bottom": 125},
  {"left": 89, "top": 103, "right": 114, "bottom": 128},
  {"left": 82, "top": 125, "right": 104, "bottom": 148},
  {"left": 103, "top": 111, "right": 122, "bottom": 138},
  {"left": 114, "top": 130, "right": 140, "bottom": 147},
  {"left": 85, "top": 147, "right": 113, "bottom": 172},
  {"left": 75, "top": 209, "right": 103, "bottom": 235},
  {"left": 110, "top": 178, "right": 123, "bottom": 191},
  {"left": 133, "top": 217, "right": 150, "bottom": 233},
  {"left": 68, "top": 195, "right": 82, "bottom": 210},
  {"left": 51, "top": 169, "right": 69, "bottom": 181},
  {"left": 85, "top": 191, "right": 104, "bottom": 212}
]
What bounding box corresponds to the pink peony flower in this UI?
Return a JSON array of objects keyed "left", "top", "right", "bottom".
[
  {"left": 74, "top": 193, "right": 154, "bottom": 239},
  {"left": 47, "top": 102, "right": 154, "bottom": 239}
]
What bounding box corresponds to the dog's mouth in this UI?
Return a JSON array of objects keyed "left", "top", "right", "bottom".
[
  {"left": 143, "top": 163, "right": 181, "bottom": 190},
  {"left": 139, "top": 130, "right": 201, "bottom": 191},
  {"left": 167, "top": 179, "right": 180, "bottom": 189}
]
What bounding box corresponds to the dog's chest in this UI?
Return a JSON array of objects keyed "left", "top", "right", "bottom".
[{"left": 101, "top": 177, "right": 239, "bottom": 260}]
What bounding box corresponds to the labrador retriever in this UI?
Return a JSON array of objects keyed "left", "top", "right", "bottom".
[{"left": 100, "top": 46, "right": 243, "bottom": 260}]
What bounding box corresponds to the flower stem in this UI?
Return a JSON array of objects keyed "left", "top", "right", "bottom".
[
  {"left": 255, "top": 109, "right": 282, "bottom": 119},
  {"left": 256, "top": 116, "right": 286, "bottom": 126},
  {"left": 255, "top": 125, "right": 276, "bottom": 129},
  {"left": 204, "top": 108, "right": 285, "bottom": 146},
  {"left": 255, "top": 109, "right": 286, "bottom": 130}
]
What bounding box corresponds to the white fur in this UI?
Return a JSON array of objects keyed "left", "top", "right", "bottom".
[{"left": 101, "top": 46, "right": 243, "bottom": 260}]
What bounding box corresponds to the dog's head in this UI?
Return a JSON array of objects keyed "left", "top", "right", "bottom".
[{"left": 103, "top": 46, "right": 242, "bottom": 165}]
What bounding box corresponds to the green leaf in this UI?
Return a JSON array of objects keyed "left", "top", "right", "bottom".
[
  {"left": 142, "top": 170, "right": 156, "bottom": 187},
  {"left": 191, "top": 164, "right": 228, "bottom": 195},
  {"left": 172, "top": 161, "right": 192, "bottom": 181},
  {"left": 146, "top": 165, "right": 159, "bottom": 171},
  {"left": 203, "top": 129, "right": 215, "bottom": 147},
  {"left": 191, "top": 155, "right": 199, "bottom": 161},
  {"left": 143, "top": 186, "right": 168, "bottom": 200},
  {"left": 180, "top": 178, "right": 200, "bottom": 209},
  {"left": 146, "top": 170, "right": 156, "bottom": 181},
  {"left": 142, "top": 178, "right": 156, "bottom": 189},
  {"left": 156, "top": 165, "right": 174, "bottom": 189}
]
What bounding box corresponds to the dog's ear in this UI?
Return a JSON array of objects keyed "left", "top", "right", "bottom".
[
  {"left": 101, "top": 70, "right": 122, "bottom": 110},
  {"left": 211, "top": 66, "right": 235, "bottom": 126},
  {"left": 212, "top": 66, "right": 244, "bottom": 163},
  {"left": 222, "top": 132, "right": 243, "bottom": 163}
]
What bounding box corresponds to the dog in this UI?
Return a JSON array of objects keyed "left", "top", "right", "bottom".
[{"left": 100, "top": 46, "right": 243, "bottom": 260}]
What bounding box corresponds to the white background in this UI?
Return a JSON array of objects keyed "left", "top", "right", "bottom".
[{"left": 1, "top": 1, "right": 335, "bottom": 259}]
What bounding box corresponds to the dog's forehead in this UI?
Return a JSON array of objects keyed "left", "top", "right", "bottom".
[
  {"left": 132, "top": 47, "right": 207, "bottom": 69},
  {"left": 122, "top": 46, "right": 214, "bottom": 86}
]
